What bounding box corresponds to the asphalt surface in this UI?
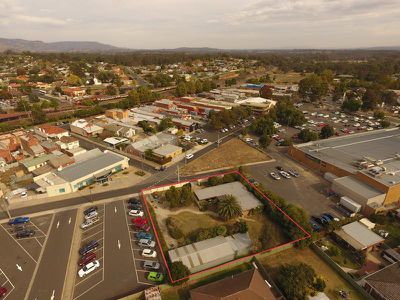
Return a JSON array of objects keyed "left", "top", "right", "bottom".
[{"left": 27, "top": 210, "right": 77, "bottom": 300}]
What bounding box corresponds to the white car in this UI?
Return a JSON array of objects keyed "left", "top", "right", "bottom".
[
  {"left": 84, "top": 210, "right": 98, "bottom": 220},
  {"left": 142, "top": 249, "right": 157, "bottom": 258},
  {"left": 270, "top": 172, "right": 281, "bottom": 180},
  {"left": 78, "top": 260, "right": 100, "bottom": 278},
  {"left": 80, "top": 216, "right": 100, "bottom": 229},
  {"left": 201, "top": 138, "right": 208, "bottom": 144},
  {"left": 20, "top": 192, "right": 27, "bottom": 198},
  {"left": 279, "top": 171, "right": 291, "bottom": 179},
  {"left": 138, "top": 239, "right": 156, "bottom": 248},
  {"left": 186, "top": 153, "right": 194, "bottom": 160},
  {"left": 128, "top": 210, "right": 144, "bottom": 217}
]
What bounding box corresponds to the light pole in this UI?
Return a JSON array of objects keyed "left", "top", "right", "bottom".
[{"left": 1, "top": 196, "right": 11, "bottom": 219}]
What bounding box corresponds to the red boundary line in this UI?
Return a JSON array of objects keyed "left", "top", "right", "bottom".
[{"left": 141, "top": 170, "right": 311, "bottom": 283}]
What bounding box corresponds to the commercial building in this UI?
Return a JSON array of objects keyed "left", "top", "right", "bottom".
[
  {"left": 235, "top": 97, "right": 277, "bottom": 115},
  {"left": 105, "top": 109, "right": 129, "bottom": 120},
  {"left": 33, "top": 149, "right": 129, "bottom": 196},
  {"left": 361, "top": 262, "right": 400, "bottom": 300},
  {"left": 289, "top": 128, "right": 400, "bottom": 213},
  {"left": 194, "top": 181, "right": 263, "bottom": 214},
  {"left": 152, "top": 144, "right": 182, "bottom": 160},
  {"left": 333, "top": 221, "right": 384, "bottom": 252},
  {"left": 168, "top": 233, "right": 252, "bottom": 274},
  {"left": 190, "top": 268, "right": 279, "bottom": 300}
]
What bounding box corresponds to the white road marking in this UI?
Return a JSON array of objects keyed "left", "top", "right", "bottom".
[
  {"left": 114, "top": 206, "right": 117, "bottom": 213},
  {"left": 16, "top": 264, "right": 22, "bottom": 271},
  {"left": 117, "top": 239, "right": 121, "bottom": 250},
  {"left": 68, "top": 217, "right": 72, "bottom": 224},
  {"left": 50, "top": 290, "right": 55, "bottom": 300},
  {"left": 56, "top": 221, "right": 60, "bottom": 229}
]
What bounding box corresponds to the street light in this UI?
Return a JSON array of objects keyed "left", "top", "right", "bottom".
[{"left": 1, "top": 196, "right": 11, "bottom": 219}]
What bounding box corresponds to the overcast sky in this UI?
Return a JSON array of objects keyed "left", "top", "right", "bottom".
[{"left": 0, "top": 0, "right": 400, "bottom": 49}]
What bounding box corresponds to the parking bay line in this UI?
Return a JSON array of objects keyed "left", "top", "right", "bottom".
[
  {"left": 81, "top": 231, "right": 104, "bottom": 242},
  {"left": 29, "top": 221, "right": 47, "bottom": 237},
  {"left": 123, "top": 205, "right": 140, "bottom": 283}
]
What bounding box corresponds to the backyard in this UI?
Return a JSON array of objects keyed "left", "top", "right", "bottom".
[
  {"left": 259, "top": 247, "right": 365, "bottom": 300},
  {"left": 181, "top": 138, "right": 271, "bottom": 175}
]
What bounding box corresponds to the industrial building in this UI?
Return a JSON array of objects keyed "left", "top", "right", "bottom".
[
  {"left": 289, "top": 128, "right": 400, "bottom": 214},
  {"left": 168, "top": 233, "right": 252, "bottom": 274},
  {"left": 33, "top": 149, "right": 129, "bottom": 196}
]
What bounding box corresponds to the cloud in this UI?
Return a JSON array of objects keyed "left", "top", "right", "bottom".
[{"left": 14, "top": 14, "right": 76, "bottom": 26}]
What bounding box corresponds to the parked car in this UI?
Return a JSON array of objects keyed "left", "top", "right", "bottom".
[
  {"left": 279, "top": 171, "right": 291, "bottom": 179},
  {"left": 78, "top": 260, "right": 100, "bottom": 278},
  {"left": 311, "top": 216, "right": 325, "bottom": 226},
  {"left": 132, "top": 217, "right": 148, "bottom": 226},
  {"left": 78, "top": 252, "right": 96, "bottom": 266},
  {"left": 147, "top": 272, "right": 164, "bottom": 282},
  {"left": 141, "top": 224, "right": 151, "bottom": 232},
  {"left": 275, "top": 166, "right": 284, "bottom": 171},
  {"left": 84, "top": 210, "right": 98, "bottom": 220},
  {"left": 138, "top": 239, "right": 156, "bottom": 248},
  {"left": 14, "top": 225, "right": 25, "bottom": 233},
  {"left": 185, "top": 153, "right": 194, "bottom": 160},
  {"left": 287, "top": 169, "right": 300, "bottom": 177},
  {"left": 309, "top": 220, "right": 321, "bottom": 232},
  {"left": 84, "top": 206, "right": 98, "bottom": 216},
  {"left": 136, "top": 231, "right": 153, "bottom": 240},
  {"left": 79, "top": 240, "right": 99, "bottom": 256},
  {"left": 128, "top": 203, "right": 142, "bottom": 210},
  {"left": 128, "top": 198, "right": 141, "bottom": 205},
  {"left": 143, "top": 260, "right": 160, "bottom": 270},
  {"left": 0, "top": 287, "right": 7, "bottom": 298},
  {"left": 322, "top": 213, "right": 335, "bottom": 222},
  {"left": 142, "top": 249, "right": 157, "bottom": 258},
  {"left": 320, "top": 215, "right": 332, "bottom": 224},
  {"left": 270, "top": 172, "right": 281, "bottom": 180},
  {"left": 128, "top": 210, "right": 144, "bottom": 217},
  {"left": 16, "top": 229, "right": 35, "bottom": 239},
  {"left": 80, "top": 216, "right": 100, "bottom": 229},
  {"left": 8, "top": 217, "right": 30, "bottom": 226}
]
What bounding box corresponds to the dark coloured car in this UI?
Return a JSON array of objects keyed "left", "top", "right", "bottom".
[
  {"left": 275, "top": 166, "right": 284, "bottom": 171},
  {"left": 16, "top": 229, "right": 35, "bottom": 239},
  {"left": 322, "top": 213, "right": 334, "bottom": 221},
  {"left": 14, "top": 225, "right": 25, "bottom": 233},
  {"left": 128, "top": 198, "right": 141, "bottom": 205},
  {"left": 136, "top": 231, "right": 153, "bottom": 240},
  {"left": 320, "top": 215, "right": 332, "bottom": 224},
  {"left": 128, "top": 203, "right": 142, "bottom": 210},
  {"left": 84, "top": 206, "right": 98, "bottom": 216},
  {"left": 79, "top": 240, "right": 99, "bottom": 256},
  {"left": 311, "top": 216, "right": 326, "bottom": 226},
  {"left": 0, "top": 287, "right": 7, "bottom": 297},
  {"left": 288, "top": 169, "right": 300, "bottom": 177},
  {"left": 78, "top": 252, "right": 96, "bottom": 266},
  {"left": 8, "top": 217, "right": 30, "bottom": 226},
  {"left": 309, "top": 220, "right": 321, "bottom": 232}
]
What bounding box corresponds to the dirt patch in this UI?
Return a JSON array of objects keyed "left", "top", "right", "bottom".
[
  {"left": 259, "top": 247, "right": 365, "bottom": 300},
  {"left": 181, "top": 138, "right": 271, "bottom": 175}
]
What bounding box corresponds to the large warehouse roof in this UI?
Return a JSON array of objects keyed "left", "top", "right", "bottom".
[
  {"left": 333, "top": 176, "right": 384, "bottom": 199},
  {"left": 195, "top": 181, "right": 262, "bottom": 211},
  {"left": 295, "top": 128, "right": 400, "bottom": 186},
  {"left": 57, "top": 150, "right": 128, "bottom": 182}
]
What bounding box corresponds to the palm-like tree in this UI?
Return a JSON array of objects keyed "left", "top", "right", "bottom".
[{"left": 218, "top": 195, "right": 243, "bottom": 220}]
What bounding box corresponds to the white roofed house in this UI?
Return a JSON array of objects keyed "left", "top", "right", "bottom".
[{"left": 70, "top": 119, "right": 104, "bottom": 137}]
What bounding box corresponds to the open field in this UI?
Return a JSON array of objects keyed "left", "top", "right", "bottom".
[
  {"left": 170, "top": 211, "right": 224, "bottom": 236},
  {"left": 267, "top": 70, "right": 309, "bottom": 83},
  {"left": 181, "top": 138, "right": 271, "bottom": 175},
  {"left": 259, "top": 247, "right": 365, "bottom": 300}
]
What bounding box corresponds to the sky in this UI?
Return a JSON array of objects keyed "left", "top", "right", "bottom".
[{"left": 0, "top": 0, "right": 400, "bottom": 49}]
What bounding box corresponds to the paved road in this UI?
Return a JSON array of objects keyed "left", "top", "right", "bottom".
[{"left": 27, "top": 209, "right": 77, "bottom": 300}]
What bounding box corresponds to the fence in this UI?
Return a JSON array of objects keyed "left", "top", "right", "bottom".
[{"left": 310, "top": 243, "right": 374, "bottom": 300}]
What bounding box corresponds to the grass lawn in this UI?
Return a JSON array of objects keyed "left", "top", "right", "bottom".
[
  {"left": 171, "top": 211, "right": 225, "bottom": 236},
  {"left": 267, "top": 71, "right": 309, "bottom": 83},
  {"left": 181, "top": 138, "right": 271, "bottom": 175},
  {"left": 319, "top": 239, "right": 361, "bottom": 270},
  {"left": 259, "top": 247, "right": 365, "bottom": 300},
  {"left": 370, "top": 214, "right": 400, "bottom": 248}
]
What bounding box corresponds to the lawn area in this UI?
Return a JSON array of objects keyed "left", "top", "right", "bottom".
[
  {"left": 370, "top": 214, "right": 400, "bottom": 248},
  {"left": 259, "top": 247, "right": 365, "bottom": 300},
  {"left": 171, "top": 211, "right": 224, "bottom": 236},
  {"left": 267, "top": 71, "right": 310, "bottom": 83},
  {"left": 181, "top": 138, "right": 271, "bottom": 175}
]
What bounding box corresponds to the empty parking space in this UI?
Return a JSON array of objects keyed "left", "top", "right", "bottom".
[
  {"left": 72, "top": 205, "right": 105, "bottom": 300},
  {"left": 0, "top": 268, "right": 15, "bottom": 300}
]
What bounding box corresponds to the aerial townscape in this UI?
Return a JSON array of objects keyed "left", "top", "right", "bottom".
[{"left": 1, "top": 1, "right": 400, "bottom": 300}]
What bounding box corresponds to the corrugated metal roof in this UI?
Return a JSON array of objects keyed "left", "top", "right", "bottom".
[{"left": 339, "top": 221, "right": 384, "bottom": 250}]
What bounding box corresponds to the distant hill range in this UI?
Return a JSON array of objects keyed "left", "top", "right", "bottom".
[{"left": 0, "top": 37, "right": 399, "bottom": 53}]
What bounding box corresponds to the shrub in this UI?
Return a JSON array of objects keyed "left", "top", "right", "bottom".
[
  {"left": 216, "top": 225, "right": 227, "bottom": 236},
  {"left": 170, "top": 261, "right": 190, "bottom": 284},
  {"left": 166, "top": 217, "right": 184, "bottom": 239},
  {"left": 135, "top": 170, "right": 145, "bottom": 176}
]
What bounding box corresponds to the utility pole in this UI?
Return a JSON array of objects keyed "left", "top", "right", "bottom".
[
  {"left": 177, "top": 165, "right": 180, "bottom": 182},
  {"left": 217, "top": 133, "right": 220, "bottom": 148},
  {"left": 1, "top": 196, "right": 11, "bottom": 219}
]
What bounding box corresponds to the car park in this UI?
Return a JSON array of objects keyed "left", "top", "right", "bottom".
[
  {"left": 142, "top": 249, "right": 157, "bottom": 258},
  {"left": 84, "top": 210, "right": 98, "bottom": 220},
  {"left": 0, "top": 287, "right": 7, "bottom": 298},
  {"left": 8, "top": 216, "right": 30, "bottom": 225},
  {"left": 78, "top": 260, "right": 100, "bottom": 278},
  {"left": 84, "top": 206, "right": 98, "bottom": 216},
  {"left": 79, "top": 240, "right": 99, "bottom": 256},
  {"left": 136, "top": 231, "right": 153, "bottom": 240},
  {"left": 279, "top": 171, "right": 291, "bottom": 179},
  {"left": 311, "top": 216, "right": 325, "bottom": 226},
  {"left": 138, "top": 238, "right": 156, "bottom": 248},
  {"left": 14, "top": 225, "right": 25, "bottom": 232},
  {"left": 270, "top": 172, "right": 281, "bottom": 180},
  {"left": 147, "top": 272, "right": 164, "bottom": 282},
  {"left": 78, "top": 252, "right": 96, "bottom": 266},
  {"left": 288, "top": 169, "right": 300, "bottom": 177},
  {"left": 143, "top": 260, "right": 160, "bottom": 270},
  {"left": 141, "top": 224, "right": 151, "bottom": 232},
  {"left": 128, "top": 210, "right": 144, "bottom": 217},
  {"left": 16, "top": 229, "right": 35, "bottom": 238},
  {"left": 185, "top": 153, "right": 194, "bottom": 160},
  {"left": 80, "top": 216, "right": 100, "bottom": 229}
]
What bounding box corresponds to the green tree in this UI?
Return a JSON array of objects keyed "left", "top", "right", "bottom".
[
  {"left": 362, "top": 88, "right": 380, "bottom": 111},
  {"left": 298, "top": 129, "right": 319, "bottom": 142},
  {"left": 31, "top": 104, "right": 46, "bottom": 124},
  {"left": 106, "top": 85, "right": 117, "bottom": 96},
  {"left": 49, "top": 98, "right": 59, "bottom": 111},
  {"left": 170, "top": 261, "right": 190, "bottom": 283},
  {"left": 298, "top": 74, "right": 328, "bottom": 102},
  {"left": 158, "top": 117, "right": 174, "bottom": 131},
  {"left": 128, "top": 90, "right": 140, "bottom": 106},
  {"left": 381, "top": 90, "right": 398, "bottom": 106},
  {"left": 16, "top": 99, "right": 30, "bottom": 112},
  {"left": 341, "top": 98, "right": 362, "bottom": 112},
  {"left": 67, "top": 74, "right": 83, "bottom": 86},
  {"left": 320, "top": 125, "right": 335, "bottom": 139},
  {"left": 175, "top": 81, "right": 188, "bottom": 97},
  {"left": 259, "top": 134, "right": 272, "bottom": 148},
  {"left": 373, "top": 110, "right": 385, "bottom": 120},
  {"left": 218, "top": 195, "right": 243, "bottom": 220},
  {"left": 380, "top": 119, "right": 391, "bottom": 128}
]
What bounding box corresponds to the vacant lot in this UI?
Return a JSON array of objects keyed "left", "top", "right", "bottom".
[
  {"left": 267, "top": 70, "right": 309, "bottom": 83},
  {"left": 182, "top": 138, "right": 271, "bottom": 175},
  {"left": 171, "top": 211, "right": 224, "bottom": 236},
  {"left": 259, "top": 247, "right": 364, "bottom": 300}
]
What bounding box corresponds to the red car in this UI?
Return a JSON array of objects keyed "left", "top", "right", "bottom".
[
  {"left": 132, "top": 217, "right": 148, "bottom": 227},
  {"left": 0, "top": 287, "right": 7, "bottom": 298},
  {"left": 78, "top": 252, "right": 96, "bottom": 266}
]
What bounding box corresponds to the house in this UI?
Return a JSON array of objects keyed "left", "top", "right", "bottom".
[
  {"left": 126, "top": 132, "right": 177, "bottom": 157},
  {"left": 361, "top": 261, "right": 400, "bottom": 300},
  {"left": 62, "top": 87, "right": 86, "bottom": 97},
  {"left": 35, "top": 124, "right": 69, "bottom": 139},
  {"left": 152, "top": 144, "right": 182, "bottom": 160},
  {"left": 333, "top": 221, "right": 384, "bottom": 252},
  {"left": 194, "top": 181, "right": 263, "bottom": 215},
  {"left": 190, "top": 268, "right": 279, "bottom": 300},
  {"left": 20, "top": 154, "right": 54, "bottom": 172},
  {"left": 168, "top": 233, "right": 252, "bottom": 274},
  {"left": 56, "top": 136, "right": 80, "bottom": 150},
  {"left": 40, "top": 140, "right": 59, "bottom": 153},
  {"left": 19, "top": 134, "right": 45, "bottom": 157},
  {"left": 70, "top": 119, "right": 104, "bottom": 137},
  {"left": 105, "top": 109, "right": 129, "bottom": 120},
  {"left": 101, "top": 123, "right": 136, "bottom": 139}
]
